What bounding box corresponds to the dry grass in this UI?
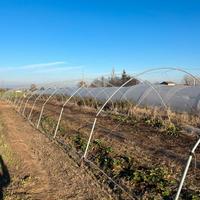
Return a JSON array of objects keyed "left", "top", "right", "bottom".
[{"left": 110, "top": 101, "right": 200, "bottom": 130}]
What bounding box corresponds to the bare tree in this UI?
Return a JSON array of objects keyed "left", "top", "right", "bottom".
[{"left": 183, "top": 75, "right": 196, "bottom": 86}]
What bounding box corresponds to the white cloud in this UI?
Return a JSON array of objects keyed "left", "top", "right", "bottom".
[
  {"left": 0, "top": 61, "right": 85, "bottom": 85},
  {"left": 32, "top": 65, "right": 84, "bottom": 74},
  {"left": 0, "top": 61, "right": 66, "bottom": 72},
  {"left": 20, "top": 61, "right": 65, "bottom": 69}
]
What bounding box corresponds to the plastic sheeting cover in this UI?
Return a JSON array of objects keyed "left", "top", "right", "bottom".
[{"left": 35, "top": 84, "right": 200, "bottom": 114}]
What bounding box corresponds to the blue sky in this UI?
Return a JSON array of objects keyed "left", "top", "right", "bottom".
[{"left": 0, "top": 0, "right": 200, "bottom": 85}]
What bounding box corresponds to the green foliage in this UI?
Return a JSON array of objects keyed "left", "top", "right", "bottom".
[
  {"left": 91, "top": 138, "right": 177, "bottom": 198},
  {"left": 40, "top": 115, "right": 66, "bottom": 137},
  {"left": 192, "top": 195, "right": 200, "bottom": 200},
  {"left": 40, "top": 115, "right": 57, "bottom": 134},
  {"left": 143, "top": 117, "right": 164, "bottom": 128},
  {"left": 143, "top": 116, "right": 180, "bottom": 136},
  {"left": 24, "top": 101, "right": 197, "bottom": 199},
  {"left": 165, "top": 122, "right": 180, "bottom": 136},
  {"left": 92, "top": 139, "right": 114, "bottom": 171},
  {"left": 111, "top": 114, "right": 137, "bottom": 126},
  {"left": 33, "top": 114, "right": 198, "bottom": 199},
  {"left": 73, "top": 134, "right": 87, "bottom": 152}
]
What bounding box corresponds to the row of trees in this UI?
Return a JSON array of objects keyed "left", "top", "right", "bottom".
[
  {"left": 29, "top": 71, "right": 199, "bottom": 90},
  {"left": 79, "top": 69, "right": 140, "bottom": 87}
]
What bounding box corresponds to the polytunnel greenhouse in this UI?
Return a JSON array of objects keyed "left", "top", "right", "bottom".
[
  {"left": 1, "top": 68, "right": 200, "bottom": 200},
  {"left": 36, "top": 84, "right": 200, "bottom": 114}
]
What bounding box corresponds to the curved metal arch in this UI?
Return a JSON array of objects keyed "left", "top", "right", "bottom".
[
  {"left": 131, "top": 67, "right": 200, "bottom": 85},
  {"left": 13, "top": 89, "right": 22, "bottom": 106},
  {"left": 77, "top": 88, "right": 98, "bottom": 108},
  {"left": 28, "top": 87, "right": 53, "bottom": 121},
  {"left": 62, "top": 87, "right": 88, "bottom": 108},
  {"left": 18, "top": 89, "right": 33, "bottom": 113},
  {"left": 14, "top": 89, "right": 25, "bottom": 109},
  {"left": 53, "top": 78, "right": 127, "bottom": 139},
  {"left": 22, "top": 89, "right": 40, "bottom": 116},
  {"left": 1, "top": 90, "right": 9, "bottom": 99},
  {"left": 93, "top": 81, "right": 126, "bottom": 110},
  {"left": 95, "top": 88, "right": 116, "bottom": 109},
  {"left": 13, "top": 87, "right": 27, "bottom": 106},
  {"left": 73, "top": 91, "right": 87, "bottom": 107},
  {"left": 11, "top": 89, "right": 21, "bottom": 105},
  {"left": 165, "top": 85, "right": 186, "bottom": 103},
  {"left": 36, "top": 87, "right": 59, "bottom": 129},
  {"left": 116, "top": 67, "right": 198, "bottom": 113},
  {"left": 74, "top": 79, "right": 123, "bottom": 110},
  {"left": 78, "top": 82, "right": 124, "bottom": 120},
  {"left": 16, "top": 92, "right": 24, "bottom": 108},
  {"left": 82, "top": 67, "right": 200, "bottom": 200},
  {"left": 3, "top": 89, "right": 13, "bottom": 103},
  {"left": 11, "top": 88, "right": 22, "bottom": 107},
  {"left": 58, "top": 89, "right": 70, "bottom": 104},
  {"left": 19, "top": 90, "right": 37, "bottom": 114},
  {"left": 135, "top": 86, "right": 153, "bottom": 107},
  {"left": 120, "top": 78, "right": 169, "bottom": 110},
  {"left": 109, "top": 78, "right": 171, "bottom": 135},
  {"left": 175, "top": 137, "right": 200, "bottom": 200},
  {"left": 82, "top": 67, "right": 200, "bottom": 159},
  {"left": 55, "top": 86, "right": 87, "bottom": 108},
  {"left": 53, "top": 85, "right": 85, "bottom": 138},
  {"left": 5, "top": 90, "right": 13, "bottom": 104}
]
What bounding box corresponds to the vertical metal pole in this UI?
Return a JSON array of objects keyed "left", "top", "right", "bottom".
[
  {"left": 83, "top": 117, "right": 97, "bottom": 159},
  {"left": 22, "top": 91, "right": 37, "bottom": 116},
  {"left": 18, "top": 90, "right": 31, "bottom": 113},
  {"left": 175, "top": 137, "right": 200, "bottom": 200},
  {"left": 15, "top": 89, "right": 25, "bottom": 108},
  {"left": 14, "top": 92, "right": 18, "bottom": 106},
  {"left": 28, "top": 88, "right": 50, "bottom": 121},
  {"left": 36, "top": 88, "right": 58, "bottom": 129},
  {"left": 18, "top": 95, "right": 26, "bottom": 112},
  {"left": 7, "top": 91, "right": 11, "bottom": 104},
  {"left": 20, "top": 91, "right": 35, "bottom": 114},
  {"left": 10, "top": 91, "right": 15, "bottom": 105},
  {"left": 53, "top": 86, "right": 83, "bottom": 138},
  {"left": 15, "top": 95, "right": 21, "bottom": 108},
  {"left": 53, "top": 106, "right": 64, "bottom": 138}
]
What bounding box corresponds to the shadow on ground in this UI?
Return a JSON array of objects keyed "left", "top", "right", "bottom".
[{"left": 0, "top": 155, "right": 10, "bottom": 200}]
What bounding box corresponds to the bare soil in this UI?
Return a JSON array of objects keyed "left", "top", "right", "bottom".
[
  {"left": 15, "top": 98, "right": 200, "bottom": 198},
  {"left": 25, "top": 99, "right": 200, "bottom": 171},
  {"left": 0, "top": 101, "right": 112, "bottom": 200}
]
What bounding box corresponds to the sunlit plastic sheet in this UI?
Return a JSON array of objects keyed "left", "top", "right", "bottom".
[
  {"left": 35, "top": 84, "right": 200, "bottom": 114},
  {"left": 121, "top": 84, "right": 200, "bottom": 113}
]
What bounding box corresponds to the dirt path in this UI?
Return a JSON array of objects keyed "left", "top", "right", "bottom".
[{"left": 0, "top": 102, "right": 112, "bottom": 200}]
